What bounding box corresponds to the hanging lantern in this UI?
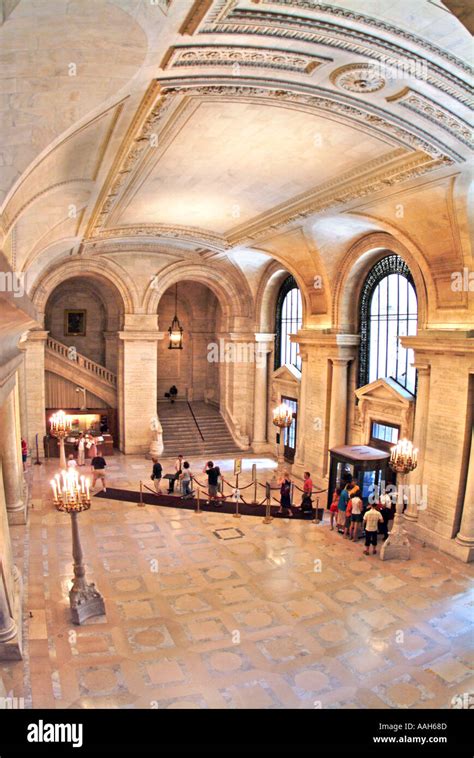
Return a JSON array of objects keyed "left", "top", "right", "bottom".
[{"left": 168, "top": 283, "right": 184, "bottom": 350}]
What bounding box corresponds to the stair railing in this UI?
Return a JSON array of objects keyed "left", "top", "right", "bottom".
[{"left": 46, "top": 336, "right": 117, "bottom": 386}]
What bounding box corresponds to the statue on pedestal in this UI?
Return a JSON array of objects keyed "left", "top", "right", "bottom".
[{"left": 149, "top": 415, "right": 164, "bottom": 459}]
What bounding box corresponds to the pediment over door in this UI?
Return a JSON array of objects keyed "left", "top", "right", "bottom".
[
  {"left": 355, "top": 377, "right": 415, "bottom": 443},
  {"left": 271, "top": 363, "right": 301, "bottom": 404}
]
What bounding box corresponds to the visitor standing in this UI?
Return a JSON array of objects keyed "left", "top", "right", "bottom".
[
  {"left": 203, "top": 461, "right": 219, "bottom": 505},
  {"left": 363, "top": 502, "right": 383, "bottom": 555},
  {"left": 77, "top": 433, "right": 85, "bottom": 467},
  {"left": 168, "top": 454, "right": 183, "bottom": 493},
  {"left": 67, "top": 454, "right": 77, "bottom": 471},
  {"left": 349, "top": 494, "right": 363, "bottom": 541},
  {"left": 151, "top": 457, "right": 163, "bottom": 495},
  {"left": 337, "top": 483, "right": 350, "bottom": 533},
  {"left": 278, "top": 472, "right": 293, "bottom": 517},
  {"left": 180, "top": 461, "right": 194, "bottom": 499},
  {"left": 329, "top": 487, "right": 340, "bottom": 530},
  {"left": 21, "top": 438, "right": 28, "bottom": 471},
  {"left": 91, "top": 453, "right": 107, "bottom": 493}
]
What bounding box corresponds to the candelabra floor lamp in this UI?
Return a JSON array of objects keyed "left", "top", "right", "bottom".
[
  {"left": 49, "top": 410, "right": 72, "bottom": 470},
  {"left": 272, "top": 403, "right": 294, "bottom": 478},
  {"left": 51, "top": 471, "right": 105, "bottom": 624},
  {"left": 380, "top": 439, "right": 418, "bottom": 561}
]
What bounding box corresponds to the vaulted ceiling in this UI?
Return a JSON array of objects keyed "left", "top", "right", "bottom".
[{"left": 0, "top": 0, "right": 472, "bottom": 278}]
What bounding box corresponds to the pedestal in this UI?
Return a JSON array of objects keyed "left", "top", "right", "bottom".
[
  {"left": 69, "top": 512, "right": 105, "bottom": 625},
  {"left": 380, "top": 474, "right": 411, "bottom": 561}
]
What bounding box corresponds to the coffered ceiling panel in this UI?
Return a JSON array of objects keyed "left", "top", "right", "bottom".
[{"left": 116, "top": 99, "right": 396, "bottom": 234}]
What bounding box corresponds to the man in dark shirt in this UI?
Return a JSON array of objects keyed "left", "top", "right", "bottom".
[
  {"left": 91, "top": 455, "right": 107, "bottom": 492},
  {"left": 151, "top": 457, "right": 163, "bottom": 495},
  {"left": 203, "top": 461, "right": 220, "bottom": 506}
]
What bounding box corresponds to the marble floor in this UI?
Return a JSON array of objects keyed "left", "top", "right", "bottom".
[{"left": 2, "top": 454, "right": 473, "bottom": 709}]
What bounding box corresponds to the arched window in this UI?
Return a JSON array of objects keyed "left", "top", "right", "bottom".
[
  {"left": 275, "top": 276, "right": 302, "bottom": 371},
  {"left": 359, "top": 255, "right": 417, "bottom": 394}
]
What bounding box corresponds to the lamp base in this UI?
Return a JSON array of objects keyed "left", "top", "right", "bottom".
[{"left": 69, "top": 583, "right": 106, "bottom": 625}]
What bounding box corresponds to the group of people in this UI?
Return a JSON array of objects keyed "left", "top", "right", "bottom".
[
  {"left": 150, "top": 457, "right": 224, "bottom": 504},
  {"left": 278, "top": 471, "right": 314, "bottom": 517},
  {"left": 329, "top": 478, "right": 395, "bottom": 555}
]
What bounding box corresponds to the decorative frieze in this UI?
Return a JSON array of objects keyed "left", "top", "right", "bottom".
[
  {"left": 163, "top": 44, "right": 328, "bottom": 74},
  {"left": 203, "top": 8, "right": 472, "bottom": 107},
  {"left": 387, "top": 88, "right": 474, "bottom": 149}
]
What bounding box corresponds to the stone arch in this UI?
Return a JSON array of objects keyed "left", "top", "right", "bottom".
[
  {"left": 332, "top": 231, "right": 431, "bottom": 333},
  {"left": 143, "top": 260, "right": 253, "bottom": 327},
  {"left": 254, "top": 259, "right": 306, "bottom": 333},
  {"left": 30, "top": 256, "right": 140, "bottom": 323}
]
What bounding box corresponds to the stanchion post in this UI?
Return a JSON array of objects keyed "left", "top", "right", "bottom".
[
  {"left": 138, "top": 480, "right": 145, "bottom": 507},
  {"left": 196, "top": 487, "right": 201, "bottom": 514},
  {"left": 233, "top": 488, "right": 241, "bottom": 518},
  {"left": 263, "top": 495, "right": 273, "bottom": 524},
  {"left": 252, "top": 463, "right": 257, "bottom": 504}
]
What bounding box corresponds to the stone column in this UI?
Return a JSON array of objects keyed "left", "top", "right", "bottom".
[
  {"left": 455, "top": 425, "right": 474, "bottom": 557},
  {"left": 23, "top": 330, "right": 47, "bottom": 457},
  {"left": 0, "top": 465, "right": 22, "bottom": 660},
  {"left": 328, "top": 358, "right": 350, "bottom": 453},
  {"left": 291, "top": 350, "right": 308, "bottom": 479},
  {"left": 0, "top": 388, "right": 27, "bottom": 524},
  {"left": 405, "top": 364, "right": 430, "bottom": 521},
  {"left": 118, "top": 318, "right": 162, "bottom": 455},
  {"left": 252, "top": 334, "right": 274, "bottom": 453}
]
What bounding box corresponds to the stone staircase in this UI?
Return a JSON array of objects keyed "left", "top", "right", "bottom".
[
  {"left": 45, "top": 336, "right": 117, "bottom": 407},
  {"left": 158, "top": 401, "right": 242, "bottom": 459}
]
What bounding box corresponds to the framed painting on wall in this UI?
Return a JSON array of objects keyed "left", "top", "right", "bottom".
[{"left": 64, "top": 310, "right": 86, "bottom": 336}]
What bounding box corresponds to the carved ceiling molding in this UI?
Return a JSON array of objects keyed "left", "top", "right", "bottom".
[
  {"left": 330, "top": 63, "right": 385, "bottom": 93},
  {"left": 86, "top": 80, "right": 167, "bottom": 237},
  {"left": 4, "top": 179, "right": 93, "bottom": 234},
  {"left": 92, "top": 224, "right": 229, "bottom": 252},
  {"left": 179, "top": 0, "right": 214, "bottom": 35},
  {"left": 387, "top": 88, "right": 474, "bottom": 149},
  {"left": 247, "top": 0, "right": 471, "bottom": 75},
  {"left": 161, "top": 44, "right": 329, "bottom": 74},
  {"left": 227, "top": 152, "right": 450, "bottom": 245},
  {"left": 202, "top": 7, "right": 472, "bottom": 106}
]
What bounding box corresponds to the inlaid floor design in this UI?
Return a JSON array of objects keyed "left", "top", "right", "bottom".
[{"left": 2, "top": 455, "right": 473, "bottom": 709}]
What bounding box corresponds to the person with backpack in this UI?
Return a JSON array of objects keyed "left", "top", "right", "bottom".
[{"left": 278, "top": 472, "right": 293, "bottom": 517}]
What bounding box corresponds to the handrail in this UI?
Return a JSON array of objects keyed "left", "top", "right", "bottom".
[
  {"left": 187, "top": 401, "right": 205, "bottom": 441},
  {"left": 46, "top": 336, "right": 117, "bottom": 386}
]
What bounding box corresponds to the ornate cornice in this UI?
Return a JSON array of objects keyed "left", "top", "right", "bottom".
[
  {"left": 202, "top": 7, "right": 472, "bottom": 106},
  {"left": 179, "top": 0, "right": 214, "bottom": 35},
  {"left": 92, "top": 224, "right": 229, "bottom": 251},
  {"left": 228, "top": 151, "right": 450, "bottom": 245},
  {"left": 387, "top": 88, "right": 474, "bottom": 149},
  {"left": 161, "top": 44, "right": 329, "bottom": 74}
]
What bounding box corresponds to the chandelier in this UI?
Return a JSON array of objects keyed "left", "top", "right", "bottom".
[
  {"left": 168, "top": 283, "right": 184, "bottom": 350},
  {"left": 389, "top": 438, "right": 418, "bottom": 474}
]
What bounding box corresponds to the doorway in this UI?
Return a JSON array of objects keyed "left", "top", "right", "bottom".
[{"left": 282, "top": 396, "right": 298, "bottom": 462}]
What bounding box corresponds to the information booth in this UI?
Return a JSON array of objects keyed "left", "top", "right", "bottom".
[{"left": 327, "top": 445, "right": 392, "bottom": 509}]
